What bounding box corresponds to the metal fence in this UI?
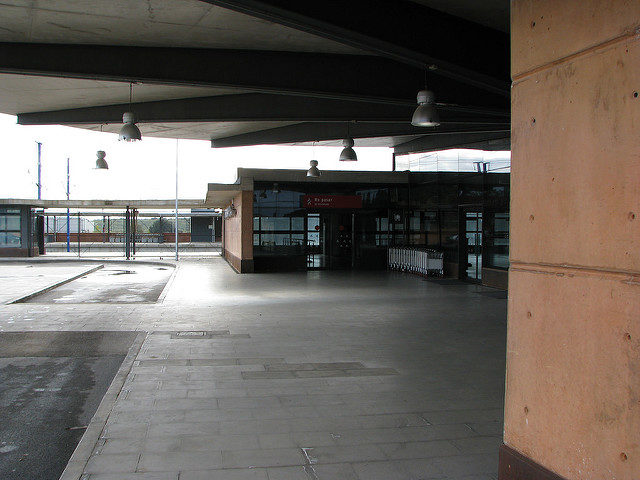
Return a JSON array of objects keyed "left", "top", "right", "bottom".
[{"left": 387, "top": 247, "right": 444, "bottom": 277}]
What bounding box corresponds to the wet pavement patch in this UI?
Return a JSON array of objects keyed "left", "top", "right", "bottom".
[
  {"left": 23, "top": 264, "right": 174, "bottom": 304},
  {"left": 0, "top": 331, "right": 138, "bottom": 480}
]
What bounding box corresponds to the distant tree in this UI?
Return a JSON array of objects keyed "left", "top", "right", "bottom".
[{"left": 148, "top": 217, "right": 174, "bottom": 234}]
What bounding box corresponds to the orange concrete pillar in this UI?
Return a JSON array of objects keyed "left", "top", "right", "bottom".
[
  {"left": 502, "top": 2, "right": 640, "bottom": 479},
  {"left": 222, "top": 190, "right": 254, "bottom": 273}
]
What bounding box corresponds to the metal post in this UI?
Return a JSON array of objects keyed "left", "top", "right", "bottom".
[
  {"left": 125, "top": 207, "right": 130, "bottom": 260},
  {"left": 66, "top": 157, "right": 70, "bottom": 253},
  {"left": 132, "top": 209, "right": 137, "bottom": 256},
  {"left": 36, "top": 142, "right": 42, "bottom": 200},
  {"left": 351, "top": 212, "right": 356, "bottom": 269},
  {"left": 77, "top": 212, "right": 81, "bottom": 258},
  {"left": 175, "top": 139, "right": 179, "bottom": 261}
]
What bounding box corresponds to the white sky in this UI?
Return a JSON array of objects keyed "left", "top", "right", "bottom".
[{"left": 0, "top": 113, "right": 394, "bottom": 201}]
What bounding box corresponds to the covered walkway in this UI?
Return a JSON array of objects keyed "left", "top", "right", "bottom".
[{"left": 0, "top": 258, "right": 506, "bottom": 479}]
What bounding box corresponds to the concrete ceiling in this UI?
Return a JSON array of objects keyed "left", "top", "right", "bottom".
[
  {"left": 0, "top": 0, "right": 359, "bottom": 53},
  {"left": 0, "top": 74, "right": 243, "bottom": 114},
  {"left": 0, "top": 0, "right": 511, "bottom": 153},
  {"left": 78, "top": 120, "right": 299, "bottom": 141}
]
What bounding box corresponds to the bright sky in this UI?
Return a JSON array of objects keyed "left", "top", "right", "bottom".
[{"left": 0, "top": 113, "right": 394, "bottom": 201}]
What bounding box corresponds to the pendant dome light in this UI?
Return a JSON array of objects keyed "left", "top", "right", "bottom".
[
  {"left": 411, "top": 68, "right": 440, "bottom": 127},
  {"left": 95, "top": 150, "right": 108, "bottom": 169},
  {"left": 119, "top": 83, "right": 142, "bottom": 142},
  {"left": 339, "top": 137, "right": 357, "bottom": 161},
  {"left": 339, "top": 124, "right": 357, "bottom": 161},
  {"left": 94, "top": 126, "right": 109, "bottom": 169},
  {"left": 307, "top": 160, "right": 321, "bottom": 177},
  {"left": 307, "top": 141, "right": 321, "bottom": 177}
]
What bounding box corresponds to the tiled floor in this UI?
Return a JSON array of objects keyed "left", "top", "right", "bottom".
[{"left": 0, "top": 258, "right": 507, "bottom": 479}]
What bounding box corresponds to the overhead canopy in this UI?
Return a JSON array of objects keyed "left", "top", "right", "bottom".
[{"left": 0, "top": 0, "right": 510, "bottom": 154}]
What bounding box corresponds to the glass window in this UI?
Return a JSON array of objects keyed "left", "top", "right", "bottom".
[
  {"left": 307, "top": 232, "right": 320, "bottom": 246},
  {"left": 375, "top": 234, "right": 389, "bottom": 246},
  {"left": 253, "top": 217, "right": 260, "bottom": 230},
  {"left": 0, "top": 212, "right": 21, "bottom": 247},
  {"left": 260, "top": 233, "right": 275, "bottom": 245},
  {"left": 307, "top": 215, "right": 319, "bottom": 231},
  {"left": 291, "top": 217, "right": 304, "bottom": 231},
  {"left": 484, "top": 212, "right": 509, "bottom": 270},
  {"left": 253, "top": 234, "right": 260, "bottom": 246},
  {"left": 409, "top": 214, "right": 420, "bottom": 231},
  {"left": 274, "top": 234, "right": 290, "bottom": 245},
  {"left": 375, "top": 217, "right": 388, "bottom": 231},
  {"left": 275, "top": 217, "right": 290, "bottom": 230},
  {"left": 0, "top": 232, "right": 21, "bottom": 246}
]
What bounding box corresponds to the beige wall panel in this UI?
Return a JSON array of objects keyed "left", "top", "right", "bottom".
[
  {"left": 223, "top": 190, "right": 253, "bottom": 264},
  {"left": 512, "top": 0, "right": 640, "bottom": 76},
  {"left": 240, "top": 190, "right": 253, "bottom": 261},
  {"left": 510, "top": 39, "right": 640, "bottom": 272},
  {"left": 504, "top": 267, "right": 639, "bottom": 479},
  {"left": 223, "top": 192, "right": 244, "bottom": 261}
]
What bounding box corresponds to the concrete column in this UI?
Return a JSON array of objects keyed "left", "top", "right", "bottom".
[
  {"left": 222, "top": 191, "right": 254, "bottom": 273},
  {"left": 502, "top": 2, "right": 640, "bottom": 479}
]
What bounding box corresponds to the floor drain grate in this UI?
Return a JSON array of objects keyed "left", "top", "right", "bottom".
[
  {"left": 169, "top": 331, "right": 251, "bottom": 339},
  {"left": 174, "top": 331, "right": 206, "bottom": 337}
]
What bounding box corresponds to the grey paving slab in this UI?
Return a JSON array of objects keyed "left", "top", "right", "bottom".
[
  {"left": 0, "top": 262, "right": 100, "bottom": 304},
  {"left": 0, "top": 258, "right": 506, "bottom": 479}
]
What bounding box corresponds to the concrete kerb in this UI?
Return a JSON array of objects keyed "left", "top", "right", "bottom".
[
  {"left": 157, "top": 262, "right": 179, "bottom": 303},
  {"left": 58, "top": 331, "right": 147, "bottom": 480},
  {"left": 0, "top": 257, "right": 177, "bottom": 268},
  {"left": 4, "top": 264, "right": 105, "bottom": 305}
]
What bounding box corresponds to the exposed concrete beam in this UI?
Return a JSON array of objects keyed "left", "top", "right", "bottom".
[
  {"left": 17, "top": 93, "right": 509, "bottom": 126},
  {"left": 18, "top": 94, "right": 412, "bottom": 125},
  {"left": 0, "top": 43, "right": 509, "bottom": 110},
  {"left": 393, "top": 132, "right": 511, "bottom": 155},
  {"left": 200, "top": 0, "right": 510, "bottom": 96},
  {"left": 0, "top": 199, "right": 212, "bottom": 209},
  {"left": 211, "top": 122, "right": 510, "bottom": 148}
]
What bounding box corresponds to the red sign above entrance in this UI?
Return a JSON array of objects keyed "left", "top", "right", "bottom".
[{"left": 302, "top": 195, "right": 362, "bottom": 209}]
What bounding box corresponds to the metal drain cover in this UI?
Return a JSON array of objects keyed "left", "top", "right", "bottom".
[{"left": 175, "top": 331, "right": 206, "bottom": 337}]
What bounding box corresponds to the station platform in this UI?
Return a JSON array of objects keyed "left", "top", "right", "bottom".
[{"left": 0, "top": 257, "right": 506, "bottom": 479}]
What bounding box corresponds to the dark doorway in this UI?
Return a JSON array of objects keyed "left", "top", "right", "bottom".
[{"left": 306, "top": 212, "right": 353, "bottom": 270}]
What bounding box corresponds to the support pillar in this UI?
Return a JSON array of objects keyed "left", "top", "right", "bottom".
[{"left": 502, "top": 2, "right": 640, "bottom": 479}]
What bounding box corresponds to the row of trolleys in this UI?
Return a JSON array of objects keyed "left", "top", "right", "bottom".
[{"left": 387, "top": 246, "right": 444, "bottom": 277}]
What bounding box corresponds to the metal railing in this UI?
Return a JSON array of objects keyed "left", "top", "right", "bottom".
[{"left": 388, "top": 246, "right": 444, "bottom": 277}]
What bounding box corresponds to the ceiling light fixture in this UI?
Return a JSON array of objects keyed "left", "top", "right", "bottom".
[
  {"left": 95, "top": 150, "right": 108, "bottom": 170},
  {"left": 95, "top": 126, "right": 109, "bottom": 169},
  {"left": 307, "top": 141, "right": 321, "bottom": 177},
  {"left": 411, "top": 68, "right": 440, "bottom": 127},
  {"left": 307, "top": 160, "right": 321, "bottom": 177},
  {"left": 339, "top": 124, "right": 357, "bottom": 162},
  {"left": 119, "top": 83, "right": 142, "bottom": 142}
]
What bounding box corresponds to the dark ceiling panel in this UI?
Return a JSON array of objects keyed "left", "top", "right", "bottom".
[
  {"left": 211, "top": 122, "right": 509, "bottom": 148},
  {"left": 0, "top": 42, "right": 509, "bottom": 110},
  {"left": 200, "top": 0, "right": 510, "bottom": 95},
  {"left": 393, "top": 131, "right": 511, "bottom": 155},
  {"left": 16, "top": 93, "right": 509, "bottom": 126}
]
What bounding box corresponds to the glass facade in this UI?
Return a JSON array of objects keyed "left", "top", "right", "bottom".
[
  {"left": 0, "top": 207, "right": 21, "bottom": 247},
  {"left": 251, "top": 172, "right": 510, "bottom": 276}
]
